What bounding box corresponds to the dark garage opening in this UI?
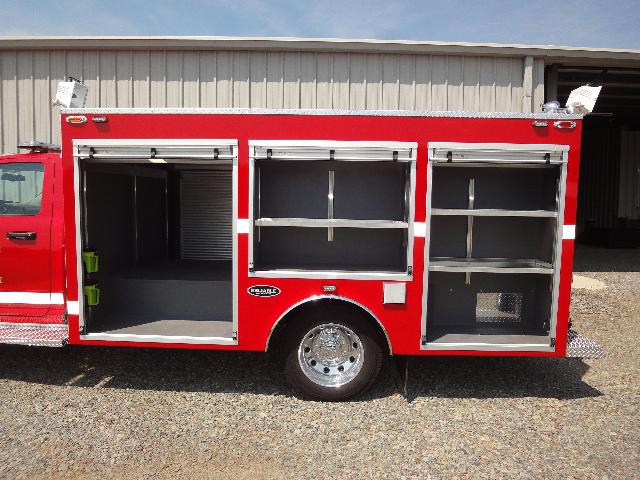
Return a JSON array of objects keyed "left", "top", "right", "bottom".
[{"left": 550, "top": 65, "right": 640, "bottom": 249}]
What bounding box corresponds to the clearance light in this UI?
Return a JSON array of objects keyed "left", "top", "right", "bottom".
[
  {"left": 92, "top": 116, "right": 108, "bottom": 123},
  {"left": 66, "top": 115, "right": 87, "bottom": 125}
]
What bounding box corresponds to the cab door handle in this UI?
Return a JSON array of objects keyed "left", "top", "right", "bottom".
[{"left": 7, "top": 231, "right": 36, "bottom": 240}]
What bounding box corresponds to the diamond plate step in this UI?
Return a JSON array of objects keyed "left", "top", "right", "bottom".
[
  {"left": 566, "top": 329, "right": 605, "bottom": 359},
  {"left": 0, "top": 322, "right": 68, "bottom": 347}
]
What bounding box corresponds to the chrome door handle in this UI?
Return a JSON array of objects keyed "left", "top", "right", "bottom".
[{"left": 7, "top": 231, "right": 36, "bottom": 240}]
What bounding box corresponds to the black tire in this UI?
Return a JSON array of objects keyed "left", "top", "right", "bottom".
[{"left": 284, "top": 309, "right": 383, "bottom": 401}]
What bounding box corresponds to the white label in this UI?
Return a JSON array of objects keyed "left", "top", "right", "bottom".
[
  {"left": 563, "top": 225, "right": 576, "bottom": 240},
  {"left": 414, "top": 222, "right": 426, "bottom": 238},
  {"left": 66, "top": 301, "right": 80, "bottom": 315},
  {"left": 237, "top": 219, "right": 249, "bottom": 234}
]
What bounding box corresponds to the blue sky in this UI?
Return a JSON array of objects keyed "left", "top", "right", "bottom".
[{"left": 1, "top": 0, "right": 639, "bottom": 49}]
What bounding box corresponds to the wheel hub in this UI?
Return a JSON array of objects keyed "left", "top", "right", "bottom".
[{"left": 298, "top": 323, "right": 364, "bottom": 388}]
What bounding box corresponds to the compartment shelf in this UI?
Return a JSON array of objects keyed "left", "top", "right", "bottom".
[
  {"left": 254, "top": 218, "right": 408, "bottom": 229},
  {"left": 428, "top": 257, "right": 553, "bottom": 274},
  {"left": 431, "top": 208, "right": 557, "bottom": 218}
]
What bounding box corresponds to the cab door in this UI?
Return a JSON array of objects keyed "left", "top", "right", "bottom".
[{"left": 0, "top": 154, "right": 54, "bottom": 319}]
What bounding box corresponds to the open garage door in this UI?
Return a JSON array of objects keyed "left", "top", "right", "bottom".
[{"left": 550, "top": 65, "right": 640, "bottom": 247}]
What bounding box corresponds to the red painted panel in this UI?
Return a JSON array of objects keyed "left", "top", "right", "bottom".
[
  {"left": 58, "top": 113, "right": 583, "bottom": 356},
  {"left": 0, "top": 153, "right": 57, "bottom": 322}
]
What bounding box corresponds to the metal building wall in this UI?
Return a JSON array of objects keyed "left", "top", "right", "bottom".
[
  {"left": 618, "top": 129, "right": 640, "bottom": 221},
  {"left": 577, "top": 117, "right": 621, "bottom": 232},
  {"left": 0, "top": 49, "right": 544, "bottom": 153}
]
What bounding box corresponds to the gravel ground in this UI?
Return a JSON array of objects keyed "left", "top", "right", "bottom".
[{"left": 1, "top": 245, "right": 638, "bottom": 479}]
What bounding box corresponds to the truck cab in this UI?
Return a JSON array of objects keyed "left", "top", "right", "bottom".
[{"left": 0, "top": 143, "right": 67, "bottom": 345}]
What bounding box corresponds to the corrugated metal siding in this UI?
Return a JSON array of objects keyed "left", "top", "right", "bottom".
[
  {"left": 618, "top": 129, "right": 640, "bottom": 220},
  {"left": 0, "top": 49, "right": 544, "bottom": 153},
  {"left": 180, "top": 169, "right": 232, "bottom": 261}
]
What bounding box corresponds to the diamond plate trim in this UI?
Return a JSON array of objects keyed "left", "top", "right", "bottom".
[
  {"left": 566, "top": 329, "right": 605, "bottom": 359},
  {"left": 61, "top": 107, "right": 583, "bottom": 120},
  {"left": 0, "top": 322, "right": 68, "bottom": 347}
]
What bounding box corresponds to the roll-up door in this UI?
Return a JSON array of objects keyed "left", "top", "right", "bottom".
[
  {"left": 75, "top": 141, "right": 236, "bottom": 163},
  {"left": 181, "top": 169, "right": 233, "bottom": 261}
]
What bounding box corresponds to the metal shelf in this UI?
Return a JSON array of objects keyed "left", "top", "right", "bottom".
[
  {"left": 254, "top": 218, "right": 408, "bottom": 229},
  {"left": 431, "top": 208, "right": 557, "bottom": 218},
  {"left": 428, "top": 257, "right": 553, "bottom": 274}
]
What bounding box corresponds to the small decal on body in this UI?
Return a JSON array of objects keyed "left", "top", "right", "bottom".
[
  {"left": 414, "top": 222, "right": 426, "bottom": 238},
  {"left": 247, "top": 285, "right": 281, "bottom": 297},
  {"left": 563, "top": 225, "right": 576, "bottom": 240},
  {"left": 237, "top": 219, "right": 250, "bottom": 234}
]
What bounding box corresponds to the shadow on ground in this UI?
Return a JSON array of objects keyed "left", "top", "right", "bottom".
[
  {"left": 572, "top": 244, "right": 640, "bottom": 273},
  {"left": 0, "top": 344, "right": 601, "bottom": 402}
]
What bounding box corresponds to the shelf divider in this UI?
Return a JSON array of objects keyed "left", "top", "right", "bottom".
[
  {"left": 431, "top": 208, "right": 557, "bottom": 218},
  {"left": 429, "top": 257, "right": 553, "bottom": 274},
  {"left": 254, "top": 218, "right": 409, "bottom": 229}
]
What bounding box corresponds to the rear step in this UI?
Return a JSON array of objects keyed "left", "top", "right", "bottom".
[
  {"left": 566, "top": 329, "right": 605, "bottom": 359},
  {"left": 0, "top": 322, "right": 68, "bottom": 347}
]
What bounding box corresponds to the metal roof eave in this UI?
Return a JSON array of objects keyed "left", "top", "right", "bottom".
[{"left": 1, "top": 36, "right": 639, "bottom": 65}]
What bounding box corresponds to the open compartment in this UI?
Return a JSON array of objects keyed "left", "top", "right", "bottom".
[
  {"left": 425, "top": 272, "right": 552, "bottom": 344},
  {"left": 257, "top": 160, "right": 409, "bottom": 221},
  {"left": 250, "top": 141, "right": 416, "bottom": 277},
  {"left": 254, "top": 227, "right": 407, "bottom": 272},
  {"left": 431, "top": 164, "right": 561, "bottom": 213},
  {"left": 429, "top": 216, "right": 557, "bottom": 267},
  {"left": 423, "top": 142, "right": 567, "bottom": 350},
  {"left": 78, "top": 146, "right": 235, "bottom": 340}
]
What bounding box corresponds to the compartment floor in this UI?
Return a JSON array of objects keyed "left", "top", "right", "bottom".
[
  {"left": 90, "top": 317, "right": 233, "bottom": 338},
  {"left": 426, "top": 325, "right": 549, "bottom": 343}
]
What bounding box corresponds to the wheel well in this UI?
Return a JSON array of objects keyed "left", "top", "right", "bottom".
[{"left": 266, "top": 298, "right": 391, "bottom": 355}]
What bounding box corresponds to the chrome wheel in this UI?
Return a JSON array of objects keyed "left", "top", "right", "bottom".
[{"left": 298, "top": 323, "right": 364, "bottom": 388}]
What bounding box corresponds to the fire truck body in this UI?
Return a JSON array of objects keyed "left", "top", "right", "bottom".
[{"left": 0, "top": 109, "right": 603, "bottom": 399}]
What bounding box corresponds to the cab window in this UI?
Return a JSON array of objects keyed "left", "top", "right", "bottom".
[{"left": 0, "top": 162, "right": 45, "bottom": 216}]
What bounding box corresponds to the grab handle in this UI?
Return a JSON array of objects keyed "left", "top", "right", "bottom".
[{"left": 7, "top": 231, "right": 36, "bottom": 240}]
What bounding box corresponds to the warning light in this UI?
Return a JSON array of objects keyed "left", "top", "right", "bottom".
[{"left": 66, "top": 115, "right": 87, "bottom": 125}]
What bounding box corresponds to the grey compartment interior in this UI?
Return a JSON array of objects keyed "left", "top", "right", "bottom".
[
  {"left": 429, "top": 215, "right": 556, "bottom": 262},
  {"left": 431, "top": 164, "right": 560, "bottom": 211},
  {"left": 83, "top": 162, "right": 233, "bottom": 338},
  {"left": 258, "top": 160, "right": 328, "bottom": 219},
  {"left": 424, "top": 155, "right": 563, "bottom": 345},
  {"left": 425, "top": 272, "right": 551, "bottom": 341},
  {"left": 257, "top": 160, "right": 409, "bottom": 221},
  {"left": 254, "top": 227, "right": 407, "bottom": 272},
  {"left": 254, "top": 158, "right": 411, "bottom": 273}
]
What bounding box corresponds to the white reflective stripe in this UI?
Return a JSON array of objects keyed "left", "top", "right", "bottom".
[
  {"left": 414, "top": 222, "right": 426, "bottom": 238},
  {"left": 563, "top": 225, "right": 576, "bottom": 240},
  {"left": 66, "top": 301, "right": 80, "bottom": 315},
  {"left": 0, "top": 292, "right": 64, "bottom": 305},
  {"left": 237, "top": 218, "right": 249, "bottom": 234},
  {"left": 51, "top": 293, "right": 65, "bottom": 305}
]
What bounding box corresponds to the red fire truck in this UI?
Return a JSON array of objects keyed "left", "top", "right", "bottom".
[{"left": 0, "top": 108, "right": 603, "bottom": 400}]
